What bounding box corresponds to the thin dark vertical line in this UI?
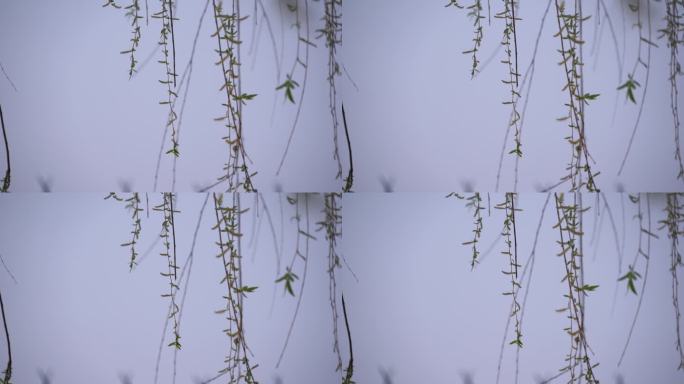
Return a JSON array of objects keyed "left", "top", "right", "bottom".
[
  {"left": 0, "top": 289, "right": 12, "bottom": 382},
  {"left": 341, "top": 103, "right": 353, "bottom": 192},
  {"left": 0, "top": 105, "right": 10, "bottom": 192},
  {"left": 341, "top": 293, "right": 353, "bottom": 381}
]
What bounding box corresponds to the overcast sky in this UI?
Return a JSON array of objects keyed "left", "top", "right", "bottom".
[
  {"left": 1, "top": 1, "right": 684, "bottom": 383},
  {"left": 1, "top": 193, "right": 684, "bottom": 383},
  {"left": 0, "top": 0, "right": 682, "bottom": 191}
]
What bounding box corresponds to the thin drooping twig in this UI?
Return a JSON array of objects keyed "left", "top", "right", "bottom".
[
  {"left": 496, "top": 194, "right": 551, "bottom": 384},
  {"left": 154, "top": 0, "right": 211, "bottom": 192},
  {"left": 319, "top": 193, "right": 343, "bottom": 371},
  {"left": 276, "top": 0, "right": 312, "bottom": 177},
  {"left": 0, "top": 105, "right": 10, "bottom": 192},
  {"left": 172, "top": 193, "right": 209, "bottom": 384},
  {"left": 662, "top": 193, "right": 684, "bottom": 369},
  {"left": 341, "top": 294, "right": 354, "bottom": 384},
  {"left": 0, "top": 288, "right": 12, "bottom": 384},
  {"left": 341, "top": 103, "right": 354, "bottom": 192},
  {"left": 495, "top": 192, "right": 523, "bottom": 384},
  {"left": 0, "top": 62, "right": 17, "bottom": 92},
  {"left": 153, "top": 0, "right": 180, "bottom": 158},
  {"left": 539, "top": 370, "right": 566, "bottom": 384},
  {"left": 275, "top": 194, "right": 311, "bottom": 368},
  {"left": 0, "top": 253, "right": 16, "bottom": 285},
  {"left": 596, "top": 0, "right": 624, "bottom": 82},
  {"left": 133, "top": 44, "right": 161, "bottom": 77},
  {"left": 514, "top": 193, "right": 552, "bottom": 384},
  {"left": 212, "top": 192, "right": 258, "bottom": 381},
  {"left": 662, "top": 0, "right": 684, "bottom": 181},
  {"left": 153, "top": 194, "right": 208, "bottom": 384},
  {"left": 599, "top": 193, "right": 624, "bottom": 313},
  {"left": 552, "top": 0, "right": 599, "bottom": 192},
  {"left": 495, "top": 0, "right": 553, "bottom": 192},
  {"left": 169, "top": 194, "right": 178, "bottom": 280},
  {"left": 618, "top": 193, "right": 653, "bottom": 366},
  {"left": 617, "top": 0, "right": 653, "bottom": 176},
  {"left": 169, "top": 0, "right": 177, "bottom": 88},
  {"left": 510, "top": 0, "right": 518, "bottom": 88},
  {"left": 253, "top": 0, "right": 281, "bottom": 80},
  {"left": 553, "top": 192, "right": 599, "bottom": 383},
  {"left": 155, "top": 193, "right": 181, "bottom": 351},
  {"left": 255, "top": 193, "right": 282, "bottom": 276},
  {"left": 211, "top": 0, "right": 256, "bottom": 192},
  {"left": 135, "top": 235, "right": 162, "bottom": 265},
  {"left": 319, "top": 0, "right": 344, "bottom": 180}
]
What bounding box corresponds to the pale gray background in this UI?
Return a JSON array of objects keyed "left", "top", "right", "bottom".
[
  {"left": 1, "top": 193, "right": 684, "bottom": 383},
  {"left": 0, "top": 0, "right": 682, "bottom": 191}
]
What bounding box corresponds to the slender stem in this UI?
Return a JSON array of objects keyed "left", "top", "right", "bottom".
[
  {"left": 169, "top": 193, "right": 177, "bottom": 280},
  {"left": 0, "top": 288, "right": 11, "bottom": 383},
  {"left": 169, "top": 0, "right": 177, "bottom": 87},
  {"left": 341, "top": 294, "right": 354, "bottom": 383},
  {"left": 0, "top": 105, "right": 10, "bottom": 192},
  {"left": 341, "top": 103, "right": 354, "bottom": 192}
]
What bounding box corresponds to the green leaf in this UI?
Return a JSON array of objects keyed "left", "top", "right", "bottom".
[
  {"left": 618, "top": 266, "right": 642, "bottom": 295},
  {"left": 236, "top": 93, "right": 258, "bottom": 102},
  {"left": 275, "top": 269, "right": 299, "bottom": 296},
  {"left": 617, "top": 76, "right": 640, "bottom": 104},
  {"left": 166, "top": 147, "right": 180, "bottom": 157},
  {"left": 580, "top": 93, "right": 600, "bottom": 101},
  {"left": 239, "top": 285, "right": 258, "bottom": 293},
  {"left": 276, "top": 76, "right": 300, "bottom": 104}
]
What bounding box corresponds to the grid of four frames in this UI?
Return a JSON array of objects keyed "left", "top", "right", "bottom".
[{"left": 1, "top": 1, "right": 684, "bottom": 383}]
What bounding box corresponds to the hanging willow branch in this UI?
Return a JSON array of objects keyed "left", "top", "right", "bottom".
[
  {"left": 553, "top": 0, "right": 600, "bottom": 192},
  {"left": 152, "top": 0, "right": 180, "bottom": 158},
  {"left": 553, "top": 192, "right": 599, "bottom": 383},
  {"left": 104, "top": 192, "right": 144, "bottom": 270},
  {"left": 496, "top": 0, "right": 522, "bottom": 158},
  {"left": 661, "top": 193, "right": 684, "bottom": 369},
  {"left": 661, "top": 0, "right": 684, "bottom": 181},
  {"left": 497, "top": 193, "right": 522, "bottom": 349},
  {"left": 318, "top": 192, "right": 344, "bottom": 372},
  {"left": 155, "top": 192, "right": 181, "bottom": 350},
  {"left": 123, "top": 193, "right": 144, "bottom": 270},
  {"left": 317, "top": 0, "right": 344, "bottom": 182},
  {"left": 211, "top": 0, "right": 257, "bottom": 192},
  {"left": 121, "top": 0, "right": 143, "bottom": 78},
  {"left": 463, "top": 193, "right": 484, "bottom": 268},
  {"left": 212, "top": 192, "right": 259, "bottom": 382}
]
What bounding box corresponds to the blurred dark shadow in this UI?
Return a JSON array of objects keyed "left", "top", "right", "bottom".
[
  {"left": 379, "top": 176, "right": 395, "bottom": 193},
  {"left": 118, "top": 372, "right": 133, "bottom": 384},
  {"left": 460, "top": 180, "right": 474, "bottom": 193},
  {"left": 378, "top": 367, "right": 394, "bottom": 384},
  {"left": 118, "top": 180, "right": 133, "bottom": 193},
  {"left": 37, "top": 369, "right": 51, "bottom": 384},
  {"left": 37, "top": 176, "right": 52, "bottom": 192},
  {"left": 459, "top": 371, "right": 474, "bottom": 384}
]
